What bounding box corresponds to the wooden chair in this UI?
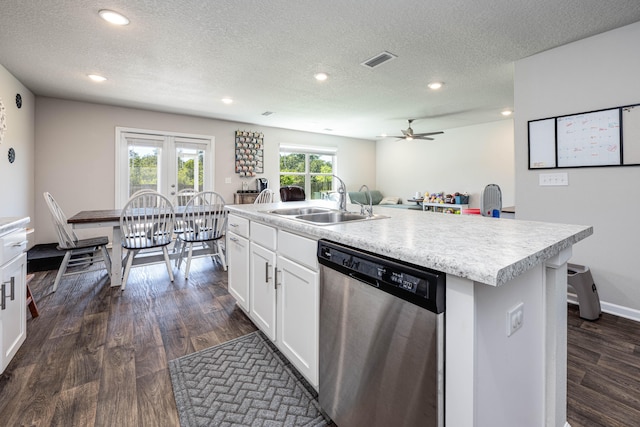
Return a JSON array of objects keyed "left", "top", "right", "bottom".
[
  {"left": 120, "top": 192, "right": 175, "bottom": 290},
  {"left": 279, "top": 186, "right": 306, "bottom": 202},
  {"left": 254, "top": 188, "right": 276, "bottom": 204},
  {"left": 43, "top": 192, "right": 112, "bottom": 292},
  {"left": 176, "top": 191, "right": 228, "bottom": 278}
]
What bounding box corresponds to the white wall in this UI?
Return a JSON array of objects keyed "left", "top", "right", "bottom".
[
  {"left": 0, "top": 65, "right": 35, "bottom": 242},
  {"left": 34, "top": 97, "right": 376, "bottom": 244},
  {"left": 515, "top": 22, "right": 640, "bottom": 314},
  {"left": 376, "top": 120, "right": 515, "bottom": 208}
]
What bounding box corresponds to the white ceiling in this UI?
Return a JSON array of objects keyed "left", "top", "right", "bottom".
[{"left": 1, "top": 1, "right": 639, "bottom": 140}]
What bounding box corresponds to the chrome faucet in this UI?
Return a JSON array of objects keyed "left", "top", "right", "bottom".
[
  {"left": 354, "top": 184, "right": 374, "bottom": 217},
  {"left": 332, "top": 175, "right": 347, "bottom": 212}
]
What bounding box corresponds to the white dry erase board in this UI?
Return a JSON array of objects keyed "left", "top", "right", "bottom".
[{"left": 528, "top": 104, "right": 640, "bottom": 169}]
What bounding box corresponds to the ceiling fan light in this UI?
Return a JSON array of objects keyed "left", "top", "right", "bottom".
[
  {"left": 99, "top": 9, "right": 130, "bottom": 26},
  {"left": 88, "top": 74, "right": 107, "bottom": 82}
]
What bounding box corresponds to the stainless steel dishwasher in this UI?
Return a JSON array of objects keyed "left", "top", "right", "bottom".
[{"left": 317, "top": 240, "right": 445, "bottom": 427}]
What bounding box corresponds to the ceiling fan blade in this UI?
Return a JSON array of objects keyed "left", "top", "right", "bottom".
[
  {"left": 413, "top": 131, "right": 444, "bottom": 136},
  {"left": 401, "top": 129, "right": 409, "bottom": 136},
  {"left": 414, "top": 136, "right": 435, "bottom": 141}
]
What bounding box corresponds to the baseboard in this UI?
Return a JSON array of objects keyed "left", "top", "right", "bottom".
[{"left": 568, "top": 292, "right": 640, "bottom": 323}]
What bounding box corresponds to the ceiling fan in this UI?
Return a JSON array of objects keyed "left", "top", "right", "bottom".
[{"left": 391, "top": 119, "right": 444, "bottom": 141}]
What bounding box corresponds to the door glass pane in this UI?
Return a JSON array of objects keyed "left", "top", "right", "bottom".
[
  {"left": 176, "top": 147, "right": 205, "bottom": 192},
  {"left": 128, "top": 145, "right": 159, "bottom": 197}
]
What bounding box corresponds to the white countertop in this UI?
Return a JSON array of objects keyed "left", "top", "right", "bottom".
[
  {"left": 227, "top": 201, "right": 592, "bottom": 287},
  {"left": 0, "top": 216, "right": 30, "bottom": 237}
]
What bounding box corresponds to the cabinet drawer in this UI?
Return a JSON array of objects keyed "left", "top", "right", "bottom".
[
  {"left": 0, "top": 229, "right": 27, "bottom": 266},
  {"left": 278, "top": 231, "right": 318, "bottom": 270},
  {"left": 227, "top": 214, "right": 249, "bottom": 238},
  {"left": 250, "top": 222, "right": 277, "bottom": 250}
]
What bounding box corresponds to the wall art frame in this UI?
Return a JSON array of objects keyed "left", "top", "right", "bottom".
[{"left": 235, "top": 130, "right": 264, "bottom": 176}]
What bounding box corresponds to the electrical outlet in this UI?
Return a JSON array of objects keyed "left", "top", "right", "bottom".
[
  {"left": 507, "top": 302, "right": 524, "bottom": 337},
  {"left": 225, "top": 177, "right": 232, "bottom": 184},
  {"left": 539, "top": 172, "right": 569, "bottom": 186}
]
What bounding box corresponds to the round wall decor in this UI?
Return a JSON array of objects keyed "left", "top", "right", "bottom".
[
  {"left": 0, "top": 97, "right": 7, "bottom": 143},
  {"left": 8, "top": 147, "right": 16, "bottom": 163},
  {"left": 16, "top": 93, "right": 22, "bottom": 109}
]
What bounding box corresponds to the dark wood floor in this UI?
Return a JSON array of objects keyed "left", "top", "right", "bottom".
[{"left": 1, "top": 261, "right": 639, "bottom": 426}]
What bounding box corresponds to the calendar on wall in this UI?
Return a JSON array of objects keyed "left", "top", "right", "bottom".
[{"left": 235, "top": 130, "right": 264, "bottom": 176}]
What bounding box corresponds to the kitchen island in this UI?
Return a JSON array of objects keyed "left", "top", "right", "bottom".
[{"left": 226, "top": 201, "right": 592, "bottom": 427}]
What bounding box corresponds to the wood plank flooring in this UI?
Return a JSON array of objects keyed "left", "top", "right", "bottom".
[{"left": 1, "top": 261, "right": 639, "bottom": 426}]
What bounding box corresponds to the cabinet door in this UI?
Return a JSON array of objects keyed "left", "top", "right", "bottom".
[
  {"left": 250, "top": 242, "right": 277, "bottom": 340},
  {"left": 277, "top": 255, "right": 319, "bottom": 387},
  {"left": 1, "top": 253, "right": 26, "bottom": 373},
  {"left": 227, "top": 232, "right": 250, "bottom": 312}
]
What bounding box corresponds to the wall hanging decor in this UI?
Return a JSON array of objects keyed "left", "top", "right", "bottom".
[
  {"left": 15, "top": 93, "right": 22, "bottom": 109},
  {"left": 8, "top": 147, "right": 15, "bottom": 163},
  {"left": 235, "top": 130, "right": 264, "bottom": 176},
  {"left": 0, "top": 97, "right": 7, "bottom": 143}
]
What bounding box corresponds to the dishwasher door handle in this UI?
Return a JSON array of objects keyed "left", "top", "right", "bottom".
[{"left": 349, "top": 272, "right": 379, "bottom": 288}]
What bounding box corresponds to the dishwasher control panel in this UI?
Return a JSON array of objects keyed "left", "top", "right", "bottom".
[{"left": 318, "top": 240, "right": 445, "bottom": 314}]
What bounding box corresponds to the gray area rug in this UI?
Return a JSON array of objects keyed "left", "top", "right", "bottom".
[{"left": 169, "top": 331, "right": 330, "bottom": 427}]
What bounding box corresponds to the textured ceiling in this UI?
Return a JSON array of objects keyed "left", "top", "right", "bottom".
[{"left": 1, "top": 0, "right": 639, "bottom": 139}]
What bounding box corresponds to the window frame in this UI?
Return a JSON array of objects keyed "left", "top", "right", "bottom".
[{"left": 279, "top": 144, "right": 338, "bottom": 199}]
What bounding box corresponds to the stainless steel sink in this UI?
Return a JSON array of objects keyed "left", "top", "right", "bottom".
[
  {"left": 295, "top": 211, "right": 388, "bottom": 225},
  {"left": 267, "top": 207, "right": 331, "bottom": 216}
]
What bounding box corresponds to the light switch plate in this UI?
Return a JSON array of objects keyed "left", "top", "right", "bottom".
[
  {"left": 225, "top": 177, "right": 232, "bottom": 184},
  {"left": 539, "top": 172, "right": 568, "bottom": 186}
]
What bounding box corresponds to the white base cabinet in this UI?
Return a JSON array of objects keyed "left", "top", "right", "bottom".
[
  {"left": 227, "top": 231, "right": 250, "bottom": 312},
  {"left": 276, "top": 255, "right": 319, "bottom": 386},
  {"left": 1, "top": 252, "right": 27, "bottom": 374},
  {"left": 226, "top": 217, "right": 320, "bottom": 388},
  {"left": 249, "top": 242, "right": 277, "bottom": 340}
]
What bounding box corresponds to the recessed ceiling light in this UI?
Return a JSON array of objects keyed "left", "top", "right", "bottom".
[
  {"left": 88, "top": 74, "right": 107, "bottom": 82},
  {"left": 501, "top": 109, "right": 513, "bottom": 116},
  {"left": 428, "top": 82, "right": 443, "bottom": 90},
  {"left": 98, "top": 9, "right": 130, "bottom": 26},
  {"left": 314, "top": 72, "right": 328, "bottom": 82},
  {"left": 222, "top": 97, "right": 233, "bottom": 104}
]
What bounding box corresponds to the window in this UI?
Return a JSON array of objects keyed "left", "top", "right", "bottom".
[
  {"left": 115, "top": 128, "right": 214, "bottom": 207},
  {"left": 279, "top": 145, "right": 337, "bottom": 200}
]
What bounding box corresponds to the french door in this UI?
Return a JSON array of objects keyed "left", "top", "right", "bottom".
[{"left": 115, "top": 127, "right": 215, "bottom": 207}]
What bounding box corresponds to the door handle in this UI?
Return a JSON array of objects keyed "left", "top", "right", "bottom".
[
  {"left": 1, "top": 277, "right": 15, "bottom": 310},
  {"left": 229, "top": 237, "right": 239, "bottom": 243},
  {"left": 275, "top": 268, "right": 281, "bottom": 289},
  {"left": 265, "top": 262, "right": 272, "bottom": 283}
]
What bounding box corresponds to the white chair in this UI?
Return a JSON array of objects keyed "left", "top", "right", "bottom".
[
  {"left": 172, "top": 188, "right": 199, "bottom": 252},
  {"left": 254, "top": 188, "right": 276, "bottom": 204},
  {"left": 176, "top": 191, "right": 228, "bottom": 278},
  {"left": 120, "top": 192, "right": 175, "bottom": 290},
  {"left": 43, "top": 192, "right": 112, "bottom": 292}
]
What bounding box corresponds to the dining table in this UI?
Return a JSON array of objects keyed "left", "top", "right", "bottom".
[{"left": 67, "top": 206, "right": 222, "bottom": 287}]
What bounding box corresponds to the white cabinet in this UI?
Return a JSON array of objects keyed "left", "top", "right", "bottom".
[
  {"left": 226, "top": 216, "right": 320, "bottom": 387},
  {"left": 1, "top": 252, "right": 27, "bottom": 374},
  {"left": 227, "top": 231, "right": 250, "bottom": 311},
  {"left": 276, "top": 255, "right": 319, "bottom": 386},
  {"left": 250, "top": 242, "right": 277, "bottom": 340}
]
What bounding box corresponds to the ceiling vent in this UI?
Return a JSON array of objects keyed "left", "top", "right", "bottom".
[{"left": 360, "top": 51, "right": 397, "bottom": 69}]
